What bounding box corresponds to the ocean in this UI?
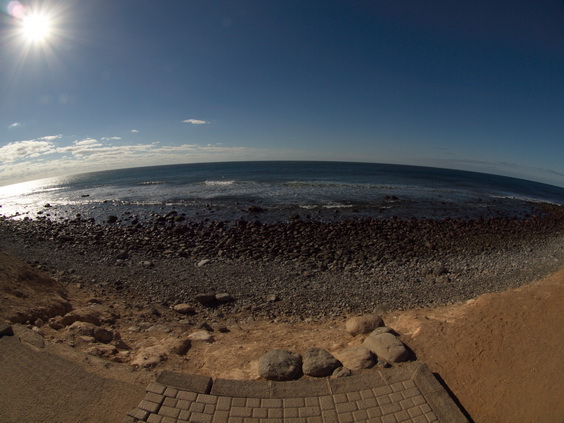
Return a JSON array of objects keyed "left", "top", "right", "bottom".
[{"left": 1, "top": 161, "right": 563, "bottom": 224}]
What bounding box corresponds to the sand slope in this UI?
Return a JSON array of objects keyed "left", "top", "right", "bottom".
[{"left": 388, "top": 268, "right": 564, "bottom": 422}]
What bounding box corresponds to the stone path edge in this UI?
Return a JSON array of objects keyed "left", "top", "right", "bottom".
[{"left": 125, "top": 362, "right": 469, "bottom": 423}]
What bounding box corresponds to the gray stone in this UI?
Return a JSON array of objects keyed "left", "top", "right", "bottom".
[
  {"left": 197, "top": 259, "right": 211, "bottom": 267},
  {"left": 0, "top": 322, "right": 14, "bottom": 337},
  {"left": 12, "top": 324, "right": 45, "bottom": 348},
  {"left": 93, "top": 327, "right": 117, "bottom": 343},
  {"left": 331, "top": 366, "right": 352, "bottom": 379},
  {"left": 194, "top": 293, "right": 216, "bottom": 304},
  {"left": 116, "top": 251, "right": 129, "bottom": 260},
  {"left": 363, "top": 332, "right": 409, "bottom": 363},
  {"left": 369, "top": 326, "right": 394, "bottom": 336},
  {"left": 432, "top": 265, "right": 448, "bottom": 276},
  {"left": 345, "top": 314, "right": 384, "bottom": 336},
  {"left": 336, "top": 346, "right": 375, "bottom": 370},
  {"left": 302, "top": 348, "right": 341, "bottom": 377},
  {"left": 215, "top": 293, "right": 233, "bottom": 303},
  {"left": 173, "top": 304, "right": 196, "bottom": 314},
  {"left": 258, "top": 350, "right": 303, "bottom": 381}
]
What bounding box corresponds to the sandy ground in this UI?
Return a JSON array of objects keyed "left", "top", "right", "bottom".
[{"left": 1, "top": 251, "right": 563, "bottom": 423}]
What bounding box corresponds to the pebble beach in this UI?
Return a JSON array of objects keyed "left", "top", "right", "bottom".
[{"left": 1, "top": 203, "right": 563, "bottom": 323}]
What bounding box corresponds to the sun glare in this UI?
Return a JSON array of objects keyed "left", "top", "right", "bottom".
[{"left": 21, "top": 13, "right": 52, "bottom": 42}]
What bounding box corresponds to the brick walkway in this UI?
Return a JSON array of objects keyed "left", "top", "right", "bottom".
[{"left": 125, "top": 362, "right": 468, "bottom": 423}]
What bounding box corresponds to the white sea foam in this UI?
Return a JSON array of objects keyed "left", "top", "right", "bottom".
[{"left": 204, "top": 180, "right": 236, "bottom": 186}]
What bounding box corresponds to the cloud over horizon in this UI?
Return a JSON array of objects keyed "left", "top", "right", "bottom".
[
  {"left": 183, "top": 119, "right": 210, "bottom": 125},
  {"left": 0, "top": 134, "right": 260, "bottom": 186}
]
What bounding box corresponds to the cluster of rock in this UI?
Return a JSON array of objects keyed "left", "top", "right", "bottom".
[
  {"left": 258, "top": 314, "right": 410, "bottom": 381},
  {"left": 7, "top": 207, "right": 564, "bottom": 274},
  {"left": 2, "top": 206, "right": 564, "bottom": 322}
]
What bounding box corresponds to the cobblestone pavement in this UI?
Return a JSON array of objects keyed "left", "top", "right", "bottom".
[{"left": 125, "top": 362, "right": 468, "bottom": 423}]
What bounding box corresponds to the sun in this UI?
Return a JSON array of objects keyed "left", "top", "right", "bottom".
[{"left": 21, "top": 12, "right": 52, "bottom": 42}]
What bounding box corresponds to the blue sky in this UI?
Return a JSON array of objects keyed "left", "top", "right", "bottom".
[{"left": 1, "top": 0, "right": 564, "bottom": 187}]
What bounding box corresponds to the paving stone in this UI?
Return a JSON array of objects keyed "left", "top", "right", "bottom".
[
  {"left": 197, "top": 393, "right": 219, "bottom": 405},
  {"left": 284, "top": 407, "right": 299, "bottom": 418},
  {"left": 139, "top": 399, "right": 161, "bottom": 413},
  {"left": 319, "top": 395, "right": 335, "bottom": 410},
  {"left": 352, "top": 409, "right": 368, "bottom": 420},
  {"left": 260, "top": 398, "right": 282, "bottom": 408},
  {"left": 395, "top": 409, "right": 411, "bottom": 422},
  {"left": 147, "top": 383, "right": 167, "bottom": 395},
  {"left": 252, "top": 407, "right": 268, "bottom": 418},
  {"left": 162, "top": 397, "right": 177, "bottom": 407},
  {"left": 177, "top": 390, "right": 198, "bottom": 401},
  {"left": 190, "top": 402, "right": 206, "bottom": 413},
  {"left": 159, "top": 371, "right": 212, "bottom": 393},
  {"left": 329, "top": 372, "right": 386, "bottom": 394},
  {"left": 127, "top": 407, "right": 149, "bottom": 421},
  {"left": 147, "top": 413, "right": 163, "bottom": 423},
  {"left": 321, "top": 409, "right": 339, "bottom": 423},
  {"left": 159, "top": 405, "right": 180, "bottom": 419},
  {"left": 299, "top": 406, "right": 321, "bottom": 418},
  {"left": 246, "top": 397, "right": 260, "bottom": 408},
  {"left": 335, "top": 401, "right": 357, "bottom": 414},
  {"left": 271, "top": 379, "right": 331, "bottom": 398},
  {"left": 163, "top": 387, "right": 178, "bottom": 398},
  {"left": 145, "top": 392, "right": 165, "bottom": 404},
  {"left": 268, "top": 407, "right": 284, "bottom": 418},
  {"left": 191, "top": 411, "right": 213, "bottom": 422},
  {"left": 128, "top": 364, "right": 468, "bottom": 423},
  {"left": 217, "top": 396, "right": 232, "bottom": 411},
  {"left": 211, "top": 378, "right": 270, "bottom": 398},
  {"left": 177, "top": 399, "right": 191, "bottom": 410}
]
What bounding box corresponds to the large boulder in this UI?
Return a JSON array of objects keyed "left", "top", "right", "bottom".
[
  {"left": 335, "top": 346, "right": 375, "bottom": 370},
  {"left": 345, "top": 314, "right": 384, "bottom": 336},
  {"left": 302, "top": 348, "right": 341, "bottom": 377},
  {"left": 258, "top": 350, "right": 302, "bottom": 381},
  {"left": 363, "top": 332, "right": 409, "bottom": 363}
]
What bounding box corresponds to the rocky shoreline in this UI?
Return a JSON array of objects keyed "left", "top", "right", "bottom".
[{"left": 1, "top": 204, "right": 563, "bottom": 323}]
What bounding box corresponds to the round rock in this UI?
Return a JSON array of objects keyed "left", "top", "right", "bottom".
[
  {"left": 345, "top": 314, "right": 384, "bottom": 336},
  {"left": 258, "top": 350, "right": 303, "bottom": 381},
  {"left": 173, "top": 304, "right": 196, "bottom": 315},
  {"left": 302, "top": 348, "right": 341, "bottom": 377},
  {"left": 336, "top": 346, "right": 375, "bottom": 370},
  {"left": 363, "top": 332, "right": 409, "bottom": 363},
  {"left": 194, "top": 294, "right": 216, "bottom": 305}
]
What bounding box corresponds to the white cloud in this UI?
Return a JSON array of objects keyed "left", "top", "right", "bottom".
[
  {"left": 8, "top": 122, "right": 21, "bottom": 128},
  {"left": 39, "top": 135, "right": 63, "bottom": 141},
  {"left": 101, "top": 137, "right": 122, "bottom": 141},
  {"left": 131, "top": 129, "right": 139, "bottom": 133},
  {"left": 74, "top": 138, "right": 101, "bottom": 147},
  {"left": 0, "top": 139, "right": 55, "bottom": 163},
  {"left": 183, "top": 119, "right": 210, "bottom": 125}
]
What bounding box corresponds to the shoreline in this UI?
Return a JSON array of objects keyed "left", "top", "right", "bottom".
[{"left": 1, "top": 204, "right": 563, "bottom": 321}]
